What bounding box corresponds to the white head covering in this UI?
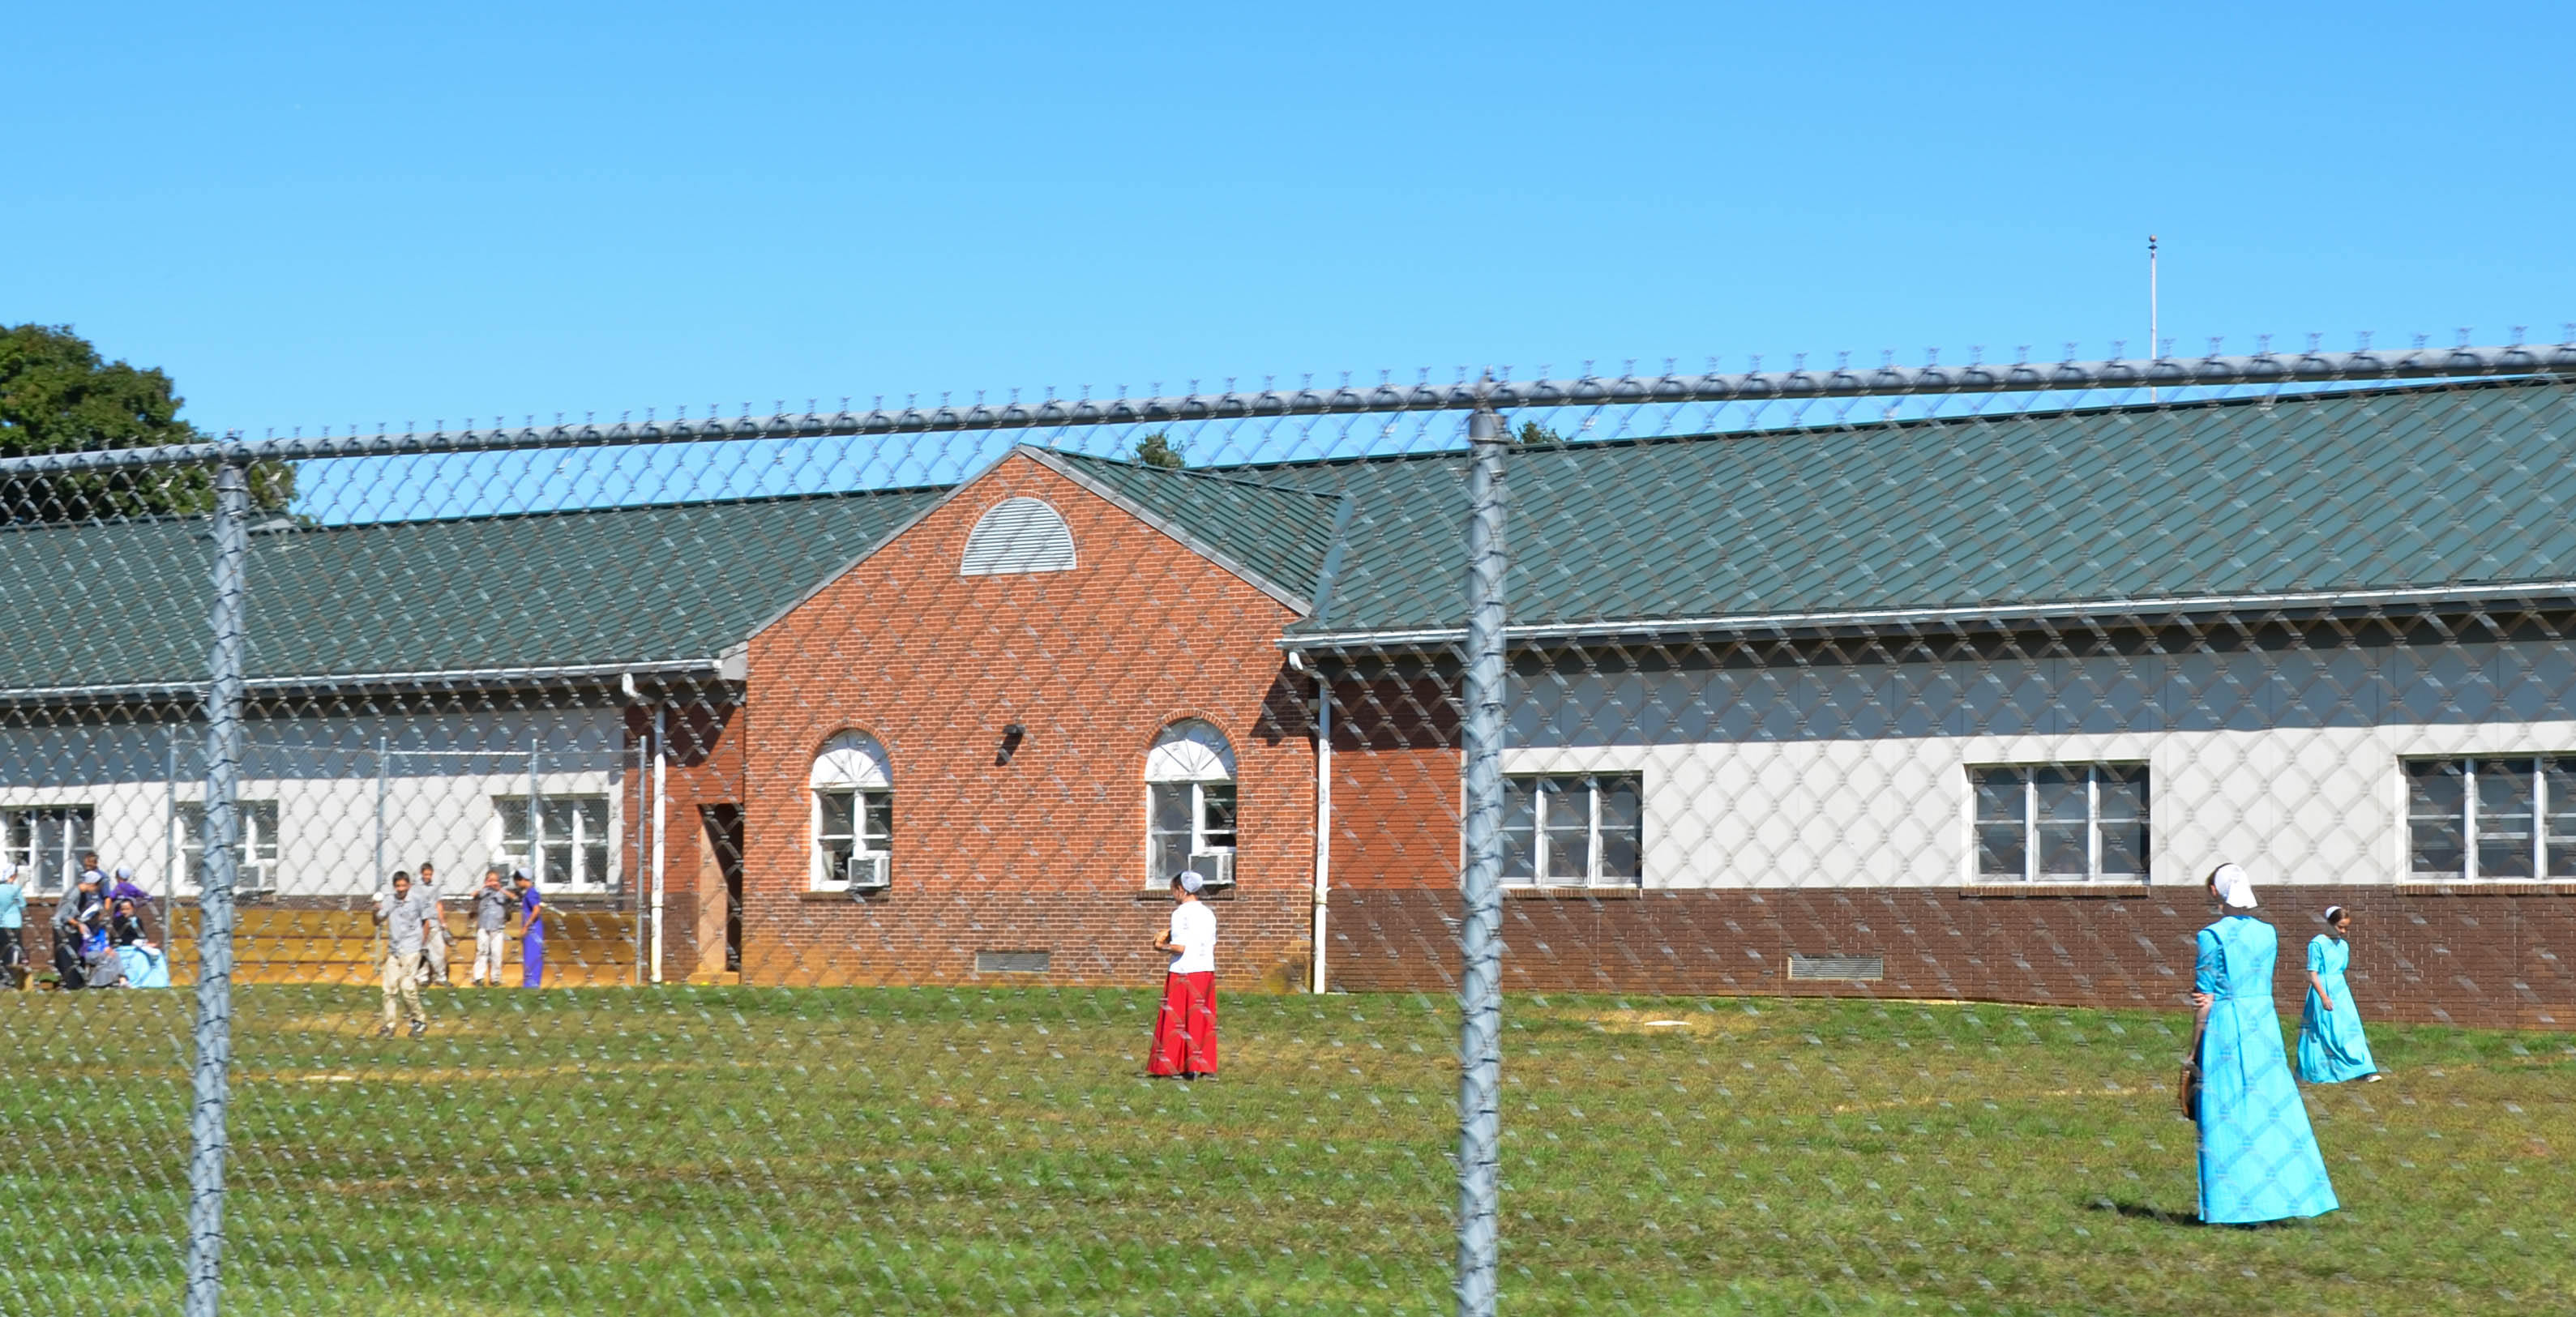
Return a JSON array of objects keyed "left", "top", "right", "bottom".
[
  {"left": 2209, "top": 862, "right": 2258, "bottom": 909},
  {"left": 114, "top": 866, "right": 132, "bottom": 881},
  {"left": 1177, "top": 870, "right": 1205, "bottom": 894},
  {"left": 0, "top": 862, "right": 15, "bottom": 882}
]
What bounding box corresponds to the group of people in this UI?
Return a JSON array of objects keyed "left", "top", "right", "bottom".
[
  {"left": 0, "top": 853, "right": 169, "bottom": 991},
  {"left": 6, "top": 834, "right": 2400, "bottom": 1240},
  {"left": 374, "top": 863, "right": 550, "bottom": 1036},
  {"left": 2186, "top": 863, "right": 2382, "bottom": 1226}
]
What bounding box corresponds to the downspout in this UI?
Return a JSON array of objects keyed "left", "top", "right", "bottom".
[
  {"left": 1312, "top": 668, "right": 1332, "bottom": 994},
  {"left": 621, "top": 672, "right": 644, "bottom": 987},
  {"left": 651, "top": 704, "right": 667, "bottom": 986}
]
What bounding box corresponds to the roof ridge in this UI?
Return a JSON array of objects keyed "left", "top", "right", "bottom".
[
  {"left": 1047, "top": 449, "right": 1344, "bottom": 502},
  {"left": 1166, "top": 374, "right": 2561, "bottom": 479}
]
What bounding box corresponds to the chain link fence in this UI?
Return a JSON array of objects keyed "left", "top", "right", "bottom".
[{"left": 2, "top": 340, "right": 2573, "bottom": 1315}]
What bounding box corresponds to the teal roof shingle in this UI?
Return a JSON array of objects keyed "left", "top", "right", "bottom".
[
  {"left": 3, "top": 378, "right": 2568, "bottom": 693},
  {"left": 0, "top": 488, "right": 943, "bottom": 691}
]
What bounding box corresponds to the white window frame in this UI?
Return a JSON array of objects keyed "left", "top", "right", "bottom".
[
  {"left": 1502, "top": 773, "right": 1645, "bottom": 889},
  {"left": 1145, "top": 721, "right": 1237, "bottom": 889},
  {"left": 493, "top": 795, "right": 615, "bottom": 891},
  {"left": 5, "top": 806, "right": 95, "bottom": 896},
  {"left": 176, "top": 800, "right": 282, "bottom": 893},
  {"left": 2404, "top": 755, "right": 2576, "bottom": 883},
  {"left": 1969, "top": 763, "right": 2150, "bottom": 884},
  {"left": 811, "top": 732, "right": 894, "bottom": 892}
]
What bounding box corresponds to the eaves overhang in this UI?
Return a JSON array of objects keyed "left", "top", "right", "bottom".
[{"left": 1276, "top": 579, "right": 2576, "bottom": 654}]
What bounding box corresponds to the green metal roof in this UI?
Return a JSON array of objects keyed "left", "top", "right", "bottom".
[
  {"left": 1044, "top": 451, "right": 1347, "bottom": 611},
  {"left": 1253, "top": 378, "right": 2576, "bottom": 639},
  {"left": 4, "top": 378, "right": 2567, "bottom": 695},
  {"left": 0, "top": 488, "right": 943, "bottom": 691}
]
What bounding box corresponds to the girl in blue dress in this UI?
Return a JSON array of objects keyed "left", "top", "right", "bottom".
[
  {"left": 2188, "top": 864, "right": 2339, "bottom": 1225},
  {"left": 2296, "top": 904, "right": 2381, "bottom": 1084}
]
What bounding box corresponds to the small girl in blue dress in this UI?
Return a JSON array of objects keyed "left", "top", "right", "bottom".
[{"left": 2296, "top": 904, "right": 2381, "bottom": 1084}]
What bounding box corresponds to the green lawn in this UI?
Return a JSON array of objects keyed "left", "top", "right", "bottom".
[{"left": 1, "top": 986, "right": 2568, "bottom": 1315}]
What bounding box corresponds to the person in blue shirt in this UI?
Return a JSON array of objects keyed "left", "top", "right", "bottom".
[
  {"left": 0, "top": 863, "right": 25, "bottom": 990},
  {"left": 107, "top": 866, "right": 149, "bottom": 906},
  {"left": 2296, "top": 904, "right": 2381, "bottom": 1084},
  {"left": 2188, "top": 863, "right": 2339, "bottom": 1225}
]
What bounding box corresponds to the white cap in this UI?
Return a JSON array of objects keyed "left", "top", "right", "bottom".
[
  {"left": 1177, "top": 870, "right": 1205, "bottom": 894},
  {"left": 2210, "top": 862, "right": 2258, "bottom": 909}
]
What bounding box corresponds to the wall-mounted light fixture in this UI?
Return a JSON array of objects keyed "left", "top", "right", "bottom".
[{"left": 996, "top": 723, "right": 1026, "bottom": 766}]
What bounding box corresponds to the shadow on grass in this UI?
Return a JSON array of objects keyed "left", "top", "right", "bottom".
[{"left": 2088, "top": 1198, "right": 2203, "bottom": 1228}]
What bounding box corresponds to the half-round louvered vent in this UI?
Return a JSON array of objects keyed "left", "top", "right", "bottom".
[{"left": 960, "top": 497, "right": 1076, "bottom": 575}]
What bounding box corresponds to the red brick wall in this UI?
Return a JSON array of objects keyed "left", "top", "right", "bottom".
[
  {"left": 625, "top": 698, "right": 744, "bottom": 979},
  {"left": 1326, "top": 671, "right": 1461, "bottom": 891},
  {"left": 738, "top": 454, "right": 1316, "bottom": 989},
  {"left": 1324, "top": 886, "right": 2576, "bottom": 1030}
]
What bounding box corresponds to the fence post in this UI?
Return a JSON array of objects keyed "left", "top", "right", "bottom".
[
  {"left": 184, "top": 459, "right": 251, "bottom": 1317},
  {"left": 1455, "top": 400, "right": 1508, "bottom": 1317}
]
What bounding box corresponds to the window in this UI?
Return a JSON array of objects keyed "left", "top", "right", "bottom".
[
  {"left": 5, "top": 806, "right": 94, "bottom": 895},
  {"left": 1503, "top": 774, "right": 1644, "bottom": 888},
  {"left": 1146, "top": 721, "right": 1236, "bottom": 888},
  {"left": 961, "top": 496, "right": 1076, "bottom": 575},
  {"left": 812, "top": 732, "right": 893, "bottom": 890},
  {"left": 495, "top": 796, "right": 613, "bottom": 889},
  {"left": 177, "top": 801, "right": 281, "bottom": 892},
  {"left": 2407, "top": 757, "right": 2576, "bottom": 881},
  {"left": 1972, "top": 764, "right": 2148, "bottom": 883}
]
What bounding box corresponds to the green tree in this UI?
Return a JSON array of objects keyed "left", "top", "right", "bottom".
[
  {"left": 1135, "top": 430, "right": 1187, "bottom": 469},
  {"left": 0, "top": 323, "right": 293, "bottom": 522},
  {"left": 1513, "top": 420, "right": 1564, "bottom": 447}
]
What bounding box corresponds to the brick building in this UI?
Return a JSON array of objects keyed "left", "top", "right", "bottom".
[{"left": 2, "top": 378, "right": 2570, "bottom": 1026}]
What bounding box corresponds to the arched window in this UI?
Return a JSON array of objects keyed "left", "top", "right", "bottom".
[
  {"left": 1145, "top": 721, "right": 1236, "bottom": 890},
  {"left": 811, "top": 732, "right": 893, "bottom": 891},
  {"left": 961, "top": 496, "right": 1076, "bottom": 575}
]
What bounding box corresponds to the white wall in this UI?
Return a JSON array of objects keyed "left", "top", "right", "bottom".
[
  {"left": 1500, "top": 637, "right": 2576, "bottom": 890},
  {"left": 0, "top": 708, "right": 627, "bottom": 899}
]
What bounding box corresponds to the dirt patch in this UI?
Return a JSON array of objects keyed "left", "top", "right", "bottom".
[{"left": 1581, "top": 1008, "right": 1761, "bottom": 1039}]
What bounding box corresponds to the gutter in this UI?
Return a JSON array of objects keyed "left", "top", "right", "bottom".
[
  {"left": 1276, "top": 578, "right": 2576, "bottom": 653},
  {"left": 0, "top": 657, "right": 733, "bottom": 707}
]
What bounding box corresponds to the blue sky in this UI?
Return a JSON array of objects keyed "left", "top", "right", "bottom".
[{"left": 10, "top": 2, "right": 2572, "bottom": 444}]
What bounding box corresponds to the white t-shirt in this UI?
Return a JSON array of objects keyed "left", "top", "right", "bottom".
[{"left": 1166, "top": 901, "right": 1216, "bottom": 975}]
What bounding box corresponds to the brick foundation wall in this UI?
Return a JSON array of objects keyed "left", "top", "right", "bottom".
[
  {"left": 736, "top": 454, "right": 1319, "bottom": 988},
  {"left": 1324, "top": 886, "right": 2575, "bottom": 1030}
]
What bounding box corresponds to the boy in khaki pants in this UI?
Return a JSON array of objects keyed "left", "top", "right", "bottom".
[{"left": 374, "top": 870, "right": 432, "bottom": 1037}]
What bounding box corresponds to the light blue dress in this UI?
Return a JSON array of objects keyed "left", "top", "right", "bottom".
[
  {"left": 2195, "top": 915, "right": 2339, "bottom": 1224},
  {"left": 2296, "top": 934, "right": 2378, "bottom": 1084}
]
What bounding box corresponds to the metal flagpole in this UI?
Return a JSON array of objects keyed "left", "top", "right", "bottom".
[
  {"left": 182, "top": 460, "right": 251, "bottom": 1317},
  {"left": 1454, "top": 398, "right": 1508, "bottom": 1317}
]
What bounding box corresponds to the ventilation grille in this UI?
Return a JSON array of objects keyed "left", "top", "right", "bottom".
[
  {"left": 974, "top": 949, "right": 1051, "bottom": 974},
  {"left": 961, "top": 497, "right": 1076, "bottom": 575},
  {"left": 1787, "top": 953, "right": 1885, "bottom": 981}
]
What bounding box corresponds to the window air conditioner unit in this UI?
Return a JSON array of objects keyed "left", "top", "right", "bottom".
[
  {"left": 1186, "top": 852, "right": 1235, "bottom": 892},
  {"left": 846, "top": 852, "right": 890, "bottom": 896}
]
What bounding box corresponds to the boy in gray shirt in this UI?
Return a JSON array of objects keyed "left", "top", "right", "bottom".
[
  {"left": 374, "top": 871, "right": 432, "bottom": 1037},
  {"left": 468, "top": 866, "right": 513, "bottom": 987}
]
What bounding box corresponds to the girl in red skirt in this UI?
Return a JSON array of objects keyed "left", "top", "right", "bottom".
[{"left": 1147, "top": 870, "right": 1218, "bottom": 1079}]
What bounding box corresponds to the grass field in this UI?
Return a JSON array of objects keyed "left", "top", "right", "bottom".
[{"left": 1, "top": 985, "right": 2568, "bottom": 1315}]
